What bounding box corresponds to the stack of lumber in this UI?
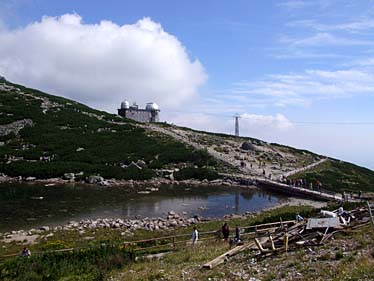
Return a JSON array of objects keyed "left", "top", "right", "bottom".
[{"left": 203, "top": 206, "right": 372, "bottom": 269}]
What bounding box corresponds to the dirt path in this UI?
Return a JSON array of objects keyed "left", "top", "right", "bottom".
[
  {"left": 281, "top": 158, "right": 328, "bottom": 178},
  {"left": 146, "top": 124, "right": 327, "bottom": 181}
]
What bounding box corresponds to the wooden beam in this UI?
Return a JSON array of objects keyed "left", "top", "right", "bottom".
[
  {"left": 284, "top": 233, "right": 289, "bottom": 253},
  {"left": 254, "top": 238, "right": 266, "bottom": 252},
  {"left": 367, "top": 201, "right": 374, "bottom": 226},
  {"left": 269, "top": 235, "right": 276, "bottom": 251},
  {"left": 202, "top": 241, "right": 256, "bottom": 269}
]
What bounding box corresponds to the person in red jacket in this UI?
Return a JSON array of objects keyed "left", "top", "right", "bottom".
[{"left": 222, "top": 222, "right": 230, "bottom": 242}]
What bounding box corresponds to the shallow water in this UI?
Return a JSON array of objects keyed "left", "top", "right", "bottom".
[{"left": 0, "top": 183, "right": 285, "bottom": 232}]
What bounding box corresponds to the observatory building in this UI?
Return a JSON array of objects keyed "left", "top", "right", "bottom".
[{"left": 118, "top": 101, "right": 160, "bottom": 123}]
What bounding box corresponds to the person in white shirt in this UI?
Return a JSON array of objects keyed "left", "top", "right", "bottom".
[{"left": 192, "top": 226, "right": 198, "bottom": 246}]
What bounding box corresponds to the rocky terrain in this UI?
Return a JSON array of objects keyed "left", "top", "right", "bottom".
[
  {"left": 147, "top": 123, "right": 322, "bottom": 180},
  {"left": 0, "top": 211, "right": 205, "bottom": 246},
  {"left": 2, "top": 79, "right": 373, "bottom": 194}
]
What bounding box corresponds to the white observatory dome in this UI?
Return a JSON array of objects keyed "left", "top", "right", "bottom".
[
  {"left": 121, "top": 100, "right": 130, "bottom": 109},
  {"left": 146, "top": 102, "right": 160, "bottom": 111}
]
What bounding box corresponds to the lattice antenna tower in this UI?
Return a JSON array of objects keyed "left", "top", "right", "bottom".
[{"left": 233, "top": 113, "right": 241, "bottom": 137}]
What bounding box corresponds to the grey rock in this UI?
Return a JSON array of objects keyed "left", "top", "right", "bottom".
[
  {"left": 63, "top": 173, "right": 75, "bottom": 180},
  {"left": 40, "top": 226, "right": 50, "bottom": 232},
  {"left": 241, "top": 141, "right": 257, "bottom": 151},
  {"left": 87, "top": 175, "right": 104, "bottom": 184}
]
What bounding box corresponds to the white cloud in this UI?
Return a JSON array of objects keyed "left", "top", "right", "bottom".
[
  {"left": 279, "top": 32, "right": 373, "bottom": 47},
  {"left": 278, "top": 0, "right": 333, "bottom": 10},
  {"left": 240, "top": 113, "right": 293, "bottom": 130},
  {"left": 0, "top": 13, "right": 207, "bottom": 112},
  {"left": 288, "top": 18, "right": 374, "bottom": 33},
  {"left": 165, "top": 112, "right": 293, "bottom": 138},
  {"left": 229, "top": 67, "right": 374, "bottom": 107}
]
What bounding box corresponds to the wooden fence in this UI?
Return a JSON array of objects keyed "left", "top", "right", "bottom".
[{"left": 0, "top": 220, "right": 296, "bottom": 260}]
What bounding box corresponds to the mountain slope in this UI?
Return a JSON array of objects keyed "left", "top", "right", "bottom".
[
  {"left": 0, "top": 80, "right": 219, "bottom": 180},
  {"left": 1, "top": 79, "right": 374, "bottom": 192}
]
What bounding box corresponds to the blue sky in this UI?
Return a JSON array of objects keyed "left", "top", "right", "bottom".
[{"left": 1, "top": 0, "right": 374, "bottom": 169}]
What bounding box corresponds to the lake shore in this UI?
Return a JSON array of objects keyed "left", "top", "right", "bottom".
[
  {"left": 0, "top": 194, "right": 327, "bottom": 245},
  {"left": 0, "top": 174, "right": 254, "bottom": 189}
]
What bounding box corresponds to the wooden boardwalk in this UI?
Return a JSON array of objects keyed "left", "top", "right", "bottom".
[
  {"left": 256, "top": 179, "right": 342, "bottom": 201},
  {"left": 220, "top": 158, "right": 357, "bottom": 202},
  {"left": 221, "top": 173, "right": 344, "bottom": 201}
]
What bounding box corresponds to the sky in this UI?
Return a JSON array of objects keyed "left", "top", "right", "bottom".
[{"left": 0, "top": 0, "right": 374, "bottom": 169}]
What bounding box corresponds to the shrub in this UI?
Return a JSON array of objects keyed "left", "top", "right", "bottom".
[
  {"left": 174, "top": 167, "right": 221, "bottom": 181},
  {"left": 0, "top": 245, "right": 135, "bottom": 281}
]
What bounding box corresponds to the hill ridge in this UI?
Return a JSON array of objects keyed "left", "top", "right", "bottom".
[{"left": 0, "top": 80, "right": 374, "bottom": 192}]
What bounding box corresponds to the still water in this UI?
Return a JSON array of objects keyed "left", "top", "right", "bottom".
[{"left": 0, "top": 183, "right": 285, "bottom": 232}]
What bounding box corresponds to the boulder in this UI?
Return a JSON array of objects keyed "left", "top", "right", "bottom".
[
  {"left": 87, "top": 175, "right": 104, "bottom": 184},
  {"left": 241, "top": 141, "right": 256, "bottom": 151},
  {"left": 136, "top": 160, "right": 147, "bottom": 168},
  {"left": 128, "top": 161, "right": 142, "bottom": 170},
  {"left": 40, "top": 226, "right": 50, "bottom": 232},
  {"left": 63, "top": 173, "right": 75, "bottom": 180}
]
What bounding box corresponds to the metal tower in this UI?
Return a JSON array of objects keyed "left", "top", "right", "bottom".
[{"left": 234, "top": 114, "right": 240, "bottom": 137}]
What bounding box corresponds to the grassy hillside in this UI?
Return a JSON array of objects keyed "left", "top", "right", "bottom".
[
  {"left": 0, "top": 81, "right": 220, "bottom": 180},
  {"left": 1, "top": 79, "right": 374, "bottom": 190},
  {"left": 290, "top": 159, "right": 374, "bottom": 192}
]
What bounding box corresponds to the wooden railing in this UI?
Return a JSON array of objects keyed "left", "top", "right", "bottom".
[
  {"left": 122, "top": 220, "right": 296, "bottom": 252},
  {"left": 0, "top": 220, "right": 296, "bottom": 260}
]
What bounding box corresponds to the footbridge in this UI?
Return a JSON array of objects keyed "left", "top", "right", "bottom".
[{"left": 220, "top": 173, "right": 346, "bottom": 202}]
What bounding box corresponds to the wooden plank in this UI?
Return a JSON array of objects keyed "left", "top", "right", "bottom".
[
  {"left": 203, "top": 236, "right": 270, "bottom": 269},
  {"left": 254, "top": 238, "right": 267, "bottom": 252},
  {"left": 367, "top": 201, "right": 374, "bottom": 226},
  {"left": 269, "top": 235, "right": 276, "bottom": 251},
  {"left": 284, "top": 233, "right": 289, "bottom": 253}
]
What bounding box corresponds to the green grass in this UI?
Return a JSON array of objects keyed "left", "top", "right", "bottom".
[
  {"left": 0, "top": 205, "right": 317, "bottom": 280},
  {"left": 0, "top": 81, "right": 220, "bottom": 180},
  {"left": 0, "top": 245, "right": 134, "bottom": 281},
  {"left": 290, "top": 159, "right": 374, "bottom": 192}
]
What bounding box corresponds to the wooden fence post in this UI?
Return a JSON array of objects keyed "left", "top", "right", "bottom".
[
  {"left": 367, "top": 201, "right": 374, "bottom": 226},
  {"left": 284, "top": 233, "right": 289, "bottom": 253},
  {"left": 269, "top": 234, "right": 276, "bottom": 251}
]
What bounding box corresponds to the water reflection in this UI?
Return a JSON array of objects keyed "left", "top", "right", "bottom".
[{"left": 0, "top": 183, "right": 285, "bottom": 232}]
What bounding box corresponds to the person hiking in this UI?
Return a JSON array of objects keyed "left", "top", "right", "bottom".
[
  {"left": 235, "top": 225, "right": 241, "bottom": 241},
  {"left": 296, "top": 213, "right": 304, "bottom": 222},
  {"left": 21, "top": 247, "right": 31, "bottom": 257},
  {"left": 222, "top": 222, "right": 230, "bottom": 242},
  {"left": 191, "top": 226, "right": 198, "bottom": 246}
]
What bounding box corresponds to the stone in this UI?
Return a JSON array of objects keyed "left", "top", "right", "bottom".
[
  {"left": 63, "top": 173, "right": 75, "bottom": 180},
  {"left": 168, "top": 211, "right": 176, "bottom": 216},
  {"left": 87, "top": 175, "right": 104, "bottom": 184},
  {"left": 40, "top": 226, "right": 50, "bottom": 232},
  {"left": 136, "top": 160, "right": 147, "bottom": 168},
  {"left": 241, "top": 141, "right": 256, "bottom": 151},
  {"left": 169, "top": 220, "right": 178, "bottom": 227},
  {"left": 128, "top": 161, "right": 142, "bottom": 170}
]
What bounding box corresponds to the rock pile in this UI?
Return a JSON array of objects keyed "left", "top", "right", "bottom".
[
  {"left": 0, "top": 212, "right": 203, "bottom": 243},
  {"left": 61, "top": 211, "right": 201, "bottom": 232},
  {"left": 0, "top": 119, "right": 33, "bottom": 137}
]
